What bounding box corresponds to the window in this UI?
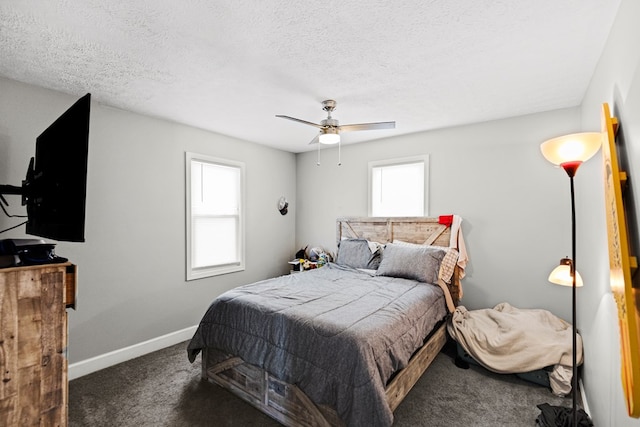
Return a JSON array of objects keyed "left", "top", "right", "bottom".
[
  {"left": 186, "top": 152, "right": 245, "bottom": 280},
  {"left": 369, "top": 156, "right": 429, "bottom": 217}
]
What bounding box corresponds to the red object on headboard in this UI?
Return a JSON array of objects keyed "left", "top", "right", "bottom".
[{"left": 439, "top": 215, "right": 454, "bottom": 227}]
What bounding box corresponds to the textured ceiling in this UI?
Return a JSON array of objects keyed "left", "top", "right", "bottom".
[{"left": 0, "top": 1, "right": 621, "bottom": 153}]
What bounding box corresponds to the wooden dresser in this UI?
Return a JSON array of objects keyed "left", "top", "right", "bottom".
[{"left": 0, "top": 263, "right": 76, "bottom": 427}]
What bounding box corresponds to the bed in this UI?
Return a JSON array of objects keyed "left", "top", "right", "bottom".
[{"left": 187, "top": 217, "right": 464, "bottom": 426}]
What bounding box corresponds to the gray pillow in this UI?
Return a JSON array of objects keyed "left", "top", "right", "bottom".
[
  {"left": 375, "top": 243, "right": 446, "bottom": 284},
  {"left": 335, "top": 239, "right": 381, "bottom": 269}
]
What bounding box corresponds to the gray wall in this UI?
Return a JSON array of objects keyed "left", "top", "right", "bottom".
[
  {"left": 296, "top": 107, "right": 583, "bottom": 323},
  {"left": 0, "top": 77, "right": 297, "bottom": 364},
  {"left": 3, "top": 1, "right": 640, "bottom": 421},
  {"left": 578, "top": 0, "right": 640, "bottom": 425},
  {"left": 294, "top": 1, "right": 640, "bottom": 424}
]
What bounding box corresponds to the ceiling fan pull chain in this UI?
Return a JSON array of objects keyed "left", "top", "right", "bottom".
[
  {"left": 317, "top": 140, "right": 321, "bottom": 166},
  {"left": 338, "top": 141, "right": 342, "bottom": 166}
]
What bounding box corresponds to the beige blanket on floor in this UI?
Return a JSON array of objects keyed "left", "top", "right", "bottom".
[{"left": 447, "top": 303, "right": 582, "bottom": 396}]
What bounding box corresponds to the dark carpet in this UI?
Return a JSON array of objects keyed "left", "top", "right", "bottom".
[{"left": 69, "top": 339, "right": 572, "bottom": 426}]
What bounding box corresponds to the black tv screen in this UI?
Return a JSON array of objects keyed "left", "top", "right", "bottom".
[{"left": 24, "top": 93, "right": 91, "bottom": 242}]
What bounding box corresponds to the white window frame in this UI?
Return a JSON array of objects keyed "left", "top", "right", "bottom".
[
  {"left": 368, "top": 155, "right": 429, "bottom": 217},
  {"left": 186, "top": 152, "right": 245, "bottom": 280}
]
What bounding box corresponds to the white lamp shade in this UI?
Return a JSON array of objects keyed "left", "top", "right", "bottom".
[
  {"left": 540, "top": 132, "right": 602, "bottom": 166},
  {"left": 548, "top": 262, "right": 584, "bottom": 287},
  {"left": 319, "top": 129, "right": 340, "bottom": 144}
]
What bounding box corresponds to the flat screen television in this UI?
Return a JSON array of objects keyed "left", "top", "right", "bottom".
[{"left": 0, "top": 93, "right": 91, "bottom": 242}]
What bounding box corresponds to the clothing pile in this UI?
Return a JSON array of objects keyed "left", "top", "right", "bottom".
[
  {"left": 535, "top": 403, "right": 593, "bottom": 426},
  {"left": 448, "top": 302, "right": 582, "bottom": 396}
]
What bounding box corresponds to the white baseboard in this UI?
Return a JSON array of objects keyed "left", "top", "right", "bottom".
[
  {"left": 579, "top": 378, "right": 591, "bottom": 416},
  {"left": 68, "top": 325, "right": 198, "bottom": 380}
]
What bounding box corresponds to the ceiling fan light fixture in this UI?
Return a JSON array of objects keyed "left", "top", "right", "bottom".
[
  {"left": 276, "top": 99, "right": 395, "bottom": 149},
  {"left": 319, "top": 129, "right": 340, "bottom": 144}
]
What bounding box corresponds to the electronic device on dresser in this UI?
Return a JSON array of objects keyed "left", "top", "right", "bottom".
[
  {"left": 0, "top": 93, "right": 90, "bottom": 261},
  {"left": 0, "top": 238, "right": 67, "bottom": 268}
]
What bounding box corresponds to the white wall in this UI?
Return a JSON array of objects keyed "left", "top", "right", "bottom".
[
  {"left": 296, "top": 108, "right": 583, "bottom": 322},
  {"left": 578, "top": 0, "right": 640, "bottom": 425},
  {"left": 0, "top": 78, "right": 297, "bottom": 366}
]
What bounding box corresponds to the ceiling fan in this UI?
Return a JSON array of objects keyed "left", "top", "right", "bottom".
[{"left": 276, "top": 99, "right": 396, "bottom": 145}]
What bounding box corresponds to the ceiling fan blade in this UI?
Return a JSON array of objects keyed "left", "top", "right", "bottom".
[
  {"left": 276, "top": 115, "right": 324, "bottom": 129},
  {"left": 308, "top": 133, "right": 320, "bottom": 144},
  {"left": 339, "top": 121, "right": 396, "bottom": 132}
]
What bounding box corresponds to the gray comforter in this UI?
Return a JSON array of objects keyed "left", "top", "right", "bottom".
[{"left": 187, "top": 263, "right": 447, "bottom": 426}]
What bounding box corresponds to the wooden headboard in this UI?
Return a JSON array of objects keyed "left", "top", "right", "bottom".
[
  {"left": 336, "top": 217, "right": 461, "bottom": 307},
  {"left": 336, "top": 217, "right": 451, "bottom": 247}
]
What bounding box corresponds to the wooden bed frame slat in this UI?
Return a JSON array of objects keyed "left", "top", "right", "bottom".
[
  {"left": 202, "top": 217, "right": 462, "bottom": 426},
  {"left": 385, "top": 323, "right": 447, "bottom": 412}
]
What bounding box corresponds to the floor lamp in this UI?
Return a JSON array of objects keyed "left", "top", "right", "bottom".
[{"left": 540, "top": 132, "right": 601, "bottom": 427}]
